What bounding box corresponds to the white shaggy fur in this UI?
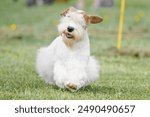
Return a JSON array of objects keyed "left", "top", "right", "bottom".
[{"left": 36, "top": 7, "right": 102, "bottom": 90}]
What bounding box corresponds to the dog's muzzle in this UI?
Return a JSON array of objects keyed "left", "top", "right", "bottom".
[
  {"left": 66, "top": 33, "right": 73, "bottom": 38},
  {"left": 63, "top": 31, "right": 74, "bottom": 39}
]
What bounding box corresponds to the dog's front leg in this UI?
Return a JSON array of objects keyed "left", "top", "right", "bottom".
[
  {"left": 64, "top": 61, "right": 88, "bottom": 91},
  {"left": 53, "top": 60, "right": 87, "bottom": 91}
]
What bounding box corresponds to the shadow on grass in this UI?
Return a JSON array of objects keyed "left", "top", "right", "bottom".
[
  {"left": 44, "top": 81, "right": 118, "bottom": 93},
  {"left": 42, "top": 83, "right": 115, "bottom": 94},
  {"left": 48, "top": 84, "right": 118, "bottom": 95},
  {"left": 79, "top": 85, "right": 117, "bottom": 95},
  {"left": 49, "top": 84, "right": 117, "bottom": 94}
]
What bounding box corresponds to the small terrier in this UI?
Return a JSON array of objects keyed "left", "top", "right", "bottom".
[{"left": 36, "top": 7, "right": 103, "bottom": 91}]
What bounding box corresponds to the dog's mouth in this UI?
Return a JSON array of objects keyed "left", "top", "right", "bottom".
[
  {"left": 63, "top": 32, "right": 74, "bottom": 39},
  {"left": 66, "top": 33, "right": 73, "bottom": 38}
]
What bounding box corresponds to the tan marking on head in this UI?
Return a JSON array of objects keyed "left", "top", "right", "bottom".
[
  {"left": 60, "top": 8, "right": 69, "bottom": 16},
  {"left": 60, "top": 7, "right": 103, "bottom": 23},
  {"left": 83, "top": 13, "right": 90, "bottom": 25},
  {"left": 60, "top": 7, "right": 77, "bottom": 16}
]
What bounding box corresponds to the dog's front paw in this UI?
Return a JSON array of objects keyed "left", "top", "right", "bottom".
[{"left": 65, "top": 83, "right": 77, "bottom": 92}]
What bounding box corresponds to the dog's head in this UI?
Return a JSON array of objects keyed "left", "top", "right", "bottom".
[{"left": 58, "top": 7, "right": 103, "bottom": 48}]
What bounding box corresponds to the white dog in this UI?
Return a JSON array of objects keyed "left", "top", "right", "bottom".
[{"left": 36, "top": 7, "right": 103, "bottom": 91}]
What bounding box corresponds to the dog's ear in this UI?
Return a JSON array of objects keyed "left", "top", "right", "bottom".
[
  {"left": 89, "top": 16, "right": 103, "bottom": 24},
  {"left": 60, "top": 7, "right": 77, "bottom": 16},
  {"left": 83, "top": 14, "right": 90, "bottom": 25},
  {"left": 60, "top": 8, "right": 70, "bottom": 16}
]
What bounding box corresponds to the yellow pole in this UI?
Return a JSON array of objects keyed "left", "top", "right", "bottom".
[{"left": 117, "top": 0, "right": 126, "bottom": 49}]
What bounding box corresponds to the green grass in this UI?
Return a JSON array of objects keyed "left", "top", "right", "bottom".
[{"left": 0, "top": 0, "right": 150, "bottom": 100}]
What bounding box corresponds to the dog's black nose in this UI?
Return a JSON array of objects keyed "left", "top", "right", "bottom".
[{"left": 67, "top": 26, "right": 74, "bottom": 32}]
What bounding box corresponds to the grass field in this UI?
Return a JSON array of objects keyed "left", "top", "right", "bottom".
[{"left": 0, "top": 0, "right": 150, "bottom": 100}]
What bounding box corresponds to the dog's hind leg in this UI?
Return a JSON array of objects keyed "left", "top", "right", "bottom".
[
  {"left": 86, "top": 56, "right": 100, "bottom": 83},
  {"left": 36, "top": 47, "right": 55, "bottom": 84}
]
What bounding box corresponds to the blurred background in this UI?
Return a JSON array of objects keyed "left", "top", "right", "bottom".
[
  {"left": 0, "top": 0, "right": 150, "bottom": 99},
  {"left": 0, "top": 0, "right": 149, "bottom": 56}
]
